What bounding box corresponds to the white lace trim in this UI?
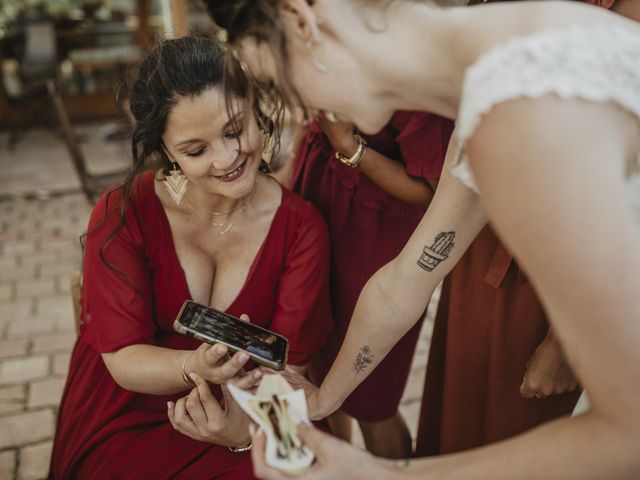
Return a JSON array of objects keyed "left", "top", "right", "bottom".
[{"left": 451, "top": 23, "right": 640, "bottom": 192}]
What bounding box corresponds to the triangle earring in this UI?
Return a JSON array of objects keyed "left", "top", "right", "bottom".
[{"left": 162, "top": 163, "right": 188, "bottom": 205}]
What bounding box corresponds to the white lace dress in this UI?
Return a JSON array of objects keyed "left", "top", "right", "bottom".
[{"left": 450, "top": 23, "right": 640, "bottom": 220}]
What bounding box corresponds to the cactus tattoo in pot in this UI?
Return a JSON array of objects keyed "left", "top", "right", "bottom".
[{"left": 417, "top": 231, "right": 456, "bottom": 272}]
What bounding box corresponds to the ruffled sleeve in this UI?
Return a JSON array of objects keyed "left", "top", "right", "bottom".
[
  {"left": 393, "top": 111, "right": 454, "bottom": 180},
  {"left": 268, "top": 200, "right": 333, "bottom": 366},
  {"left": 80, "top": 182, "right": 156, "bottom": 353}
]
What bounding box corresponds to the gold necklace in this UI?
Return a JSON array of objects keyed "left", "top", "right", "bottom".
[{"left": 186, "top": 187, "right": 256, "bottom": 236}]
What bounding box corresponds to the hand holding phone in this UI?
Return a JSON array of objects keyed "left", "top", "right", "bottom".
[
  {"left": 174, "top": 300, "right": 289, "bottom": 372},
  {"left": 185, "top": 342, "right": 256, "bottom": 386}
]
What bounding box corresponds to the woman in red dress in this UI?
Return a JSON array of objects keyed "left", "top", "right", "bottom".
[
  {"left": 287, "top": 113, "right": 452, "bottom": 457},
  {"left": 48, "top": 36, "right": 332, "bottom": 479}
]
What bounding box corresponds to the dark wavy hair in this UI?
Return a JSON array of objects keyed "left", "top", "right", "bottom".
[
  {"left": 203, "top": 1, "right": 304, "bottom": 123},
  {"left": 93, "top": 34, "right": 269, "bottom": 283}
]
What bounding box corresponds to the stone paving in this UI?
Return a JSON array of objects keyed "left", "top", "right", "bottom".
[
  {"left": 0, "top": 192, "right": 90, "bottom": 480},
  {"left": 0, "top": 125, "right": 435, "bottom": 479}
]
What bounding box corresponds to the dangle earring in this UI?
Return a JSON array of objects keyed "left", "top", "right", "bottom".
[
  {"left": 259, "top": 131, "right": 276, "bottom": 173},
  {"left": 306, "top": 37, "right": 329, "bottom": 73},
  {"left": 162, "top": 162, "right": 188, "bottom": 205}
]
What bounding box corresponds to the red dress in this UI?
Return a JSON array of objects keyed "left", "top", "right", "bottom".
[
  {"left": 292, "top": 112, "right": 453, "bottom": 421},
  {"left": 415, "top": 226, "right": 582, "bottom": 455},
  {"left": 49, "top": 172, "right": 333, "bottom": 479}
]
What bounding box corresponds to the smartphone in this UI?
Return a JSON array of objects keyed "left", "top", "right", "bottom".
[{"left": 173, "top": 300, "right": 288, "bottom": 371}]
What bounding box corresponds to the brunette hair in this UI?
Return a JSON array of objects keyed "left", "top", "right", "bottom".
[
  {"left": 203, "top": 1, "right": 308, "bottom": 122},
  {"left": 92, "top": 34, "right": 269, "bottom": 281}
]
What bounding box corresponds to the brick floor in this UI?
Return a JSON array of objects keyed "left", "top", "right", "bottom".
[
  {"left": 18, "top": 441, "right": 53, "bottom": 480},
  {"left": 0, "top": 125, "right": 103, "bottom": 479}
]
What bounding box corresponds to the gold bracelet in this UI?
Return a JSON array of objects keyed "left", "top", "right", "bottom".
[
  {"left": 228, "top": 442, "right": 253, "bottom": 453},
  {"left": 335, "top": 134, "right": 367, "bottom": 168},
  {"left": 181, "top": 354, "right": 196, "bottom": 388}
]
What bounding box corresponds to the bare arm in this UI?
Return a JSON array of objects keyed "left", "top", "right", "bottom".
[
  {"left": 103, "top": 341, "right": 257, "bottom": 396},
  {"left": 319, "top": 117, "right": 436, "bottom": 206},
  {"left": 312, "top": 133, "right": 487, "bottom": 418},
  {"left": 395, "top": 99, "right": 640, "bottom": 478},
  {"left": 251, "top": 99, "right": 640, "bottom": 480},
  {"left": 358, "top": 145, "right": 436, "bottom": 205}
]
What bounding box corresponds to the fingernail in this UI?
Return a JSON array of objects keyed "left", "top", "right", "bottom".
[
  {"left": 254, "top": 370, "right": 262, "bottom": 379},
  {"left": 167, "top": 401, "right": 173, "bottom": 409},
  {"left": 189, "top": 372, "right": 199, "bottom": 382},
  {"left": 238, "top": 352, "right": 249, "bottom": 363},
  {"left": 216, "top": 345, "right": 227, "bottom": 355}
]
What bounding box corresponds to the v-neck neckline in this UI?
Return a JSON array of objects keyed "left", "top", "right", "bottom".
[{"left": 148, "top": 172, "right": 286, "bottom": 313}]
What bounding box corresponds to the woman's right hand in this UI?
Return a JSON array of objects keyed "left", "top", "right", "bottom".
[
  {"left": 520, "top": 330, "right": 579, "bottom": 399},
  {"left": 250, "top": 423, "right": 381, "bottom": 480},
  {"left": 186, "top": 342, "right": 252, "bottom": 385},
  {"left": 186, "top": 313, "right": 255, "bottom": 385}
]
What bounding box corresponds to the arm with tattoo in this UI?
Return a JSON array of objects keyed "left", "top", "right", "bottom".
[{"left": 310, "top": 134, "right": 488, "bottom": 419}]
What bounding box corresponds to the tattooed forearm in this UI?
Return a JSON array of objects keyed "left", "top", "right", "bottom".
[
  {"left": 354, "top": 346, "right": 373, "bottom": 374},
  {"left": 417, "top": 231, "right": 455, "bottom": 272}
]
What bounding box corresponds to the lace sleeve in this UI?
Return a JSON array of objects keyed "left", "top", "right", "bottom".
[{"left": 451, "top": 23, "right": 640, "bottom": 191}]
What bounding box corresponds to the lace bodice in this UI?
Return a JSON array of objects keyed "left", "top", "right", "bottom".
[{"left": 450, "top": 23, "right": 640, "bottom": 220}]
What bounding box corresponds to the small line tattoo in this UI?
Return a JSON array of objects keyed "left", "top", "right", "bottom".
[
  {"left": 354, "top": 346, "right": 373, "bottom": 374},
  {"left": 417, "top": 231, "right": 456, "bottom": 272}
]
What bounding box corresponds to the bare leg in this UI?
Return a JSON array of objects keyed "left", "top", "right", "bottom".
[{"left": 358, "top": 411, "right": 412, "bottom": 459}]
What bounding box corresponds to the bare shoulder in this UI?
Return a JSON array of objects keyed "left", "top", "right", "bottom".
[
  {"left": 467, "top": 96, "right": 639, "bottom": 181},
  {"left": 459, "top": 1, "right": 632, "bottom": 61}
]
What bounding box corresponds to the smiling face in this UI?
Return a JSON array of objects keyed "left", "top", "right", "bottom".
[{"left": 162, "top": 87, "right": 264, "bottom": 199}]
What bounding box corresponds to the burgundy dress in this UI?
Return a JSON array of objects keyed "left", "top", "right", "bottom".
[
  {"left": 415, "top": 226, "right": 582, "bottom": 455},
  {"left": 292, "top": 112, "right": 454, "bottom": 421},
  {"left": 49, "top": 172, "right": 333, "bottom": 479}
]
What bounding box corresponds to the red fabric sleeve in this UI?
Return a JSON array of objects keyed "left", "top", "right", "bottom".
[
  {"left": 394, "top": 112, "right": 453, "bottom": 180},
  {"left": 80, "top": 185, "right": 156, "bottom": 353},
  {"left": 269, "top": 203, "right": 333, "bottom": 366}
]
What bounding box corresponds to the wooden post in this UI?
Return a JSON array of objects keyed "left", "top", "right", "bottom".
[
  {"left": 136, "top": 0, "right": 152, "bottom": 47},
  {"left": 169, "top": 0, "right": 189, "bottom": 38}
]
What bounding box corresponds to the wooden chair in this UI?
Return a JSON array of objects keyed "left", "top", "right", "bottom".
[
  {"left": 70, "top": 271, "right": 82, "bottom": 336},
  {"left": 46, "top": 79, "right": 128, "bottom": 203}
]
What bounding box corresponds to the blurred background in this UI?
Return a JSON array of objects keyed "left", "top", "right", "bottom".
[{"left": 0, "top": 2, "right": 438, "bottom": 479}]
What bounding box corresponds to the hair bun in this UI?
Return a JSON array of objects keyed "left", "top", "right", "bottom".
[{"left": 203, "top": 1, "right": 244, "bottom": 30}]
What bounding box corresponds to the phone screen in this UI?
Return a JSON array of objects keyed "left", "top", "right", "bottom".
[{"left": 174, "top": 300, "right": 288, "bottom": 370}]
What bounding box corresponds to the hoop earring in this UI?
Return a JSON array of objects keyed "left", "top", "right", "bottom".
[
  {"left": 162, "top": 162, "right": 188, "bottom": 205},
  {"left": 306, "top": 38, "right": 329, "bottom": 73}
]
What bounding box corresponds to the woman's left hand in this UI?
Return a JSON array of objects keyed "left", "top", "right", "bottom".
[
  {"left": 317, "top": 115, "right": 358, "bottom": 155},
  {"left": 168, "top": 371, "right": 261, "bottom": 447},
  {"left": 520, "top": 330, "right": 579, "bottom": 399},
  {"left": 250, "top": 422, "right": 380, "bottom": 480},
  {"left": 266, "top": 366, "right": 331, "bottom": 421}
]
